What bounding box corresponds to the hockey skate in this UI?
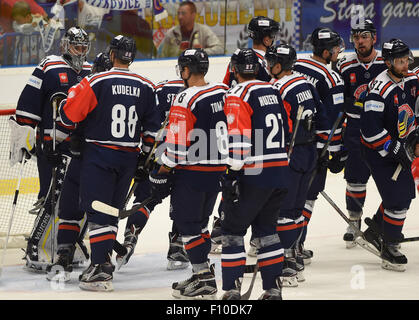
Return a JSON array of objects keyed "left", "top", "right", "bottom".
[
  {"left": 116, "top": 225, "right": 140, "bottom": 270},
  {"left": 28, "top": 197, "right": 45, "bottom": 215},
  {"left": 209, "top": 216, "right": 222, "bottom": 254},
  {"left": 46, "top": 246, "right": 74, "bottom": 282},
  {"left": 221, "top": 278, "right": 242, "bottom": 300},
  {"left": 343, "top": 220, "right": 361, "bottom": 249},
  {"left": 281, "top": 249, "right": 298, "bottom": 287},
  {"left": 79, "top": 262, "right": 115, "bottom": 292},
  {"left": 247, "top": 239, "right": 258, "bottom": 257},
  {"left": 363, "top": 226, "right": 382, "bottom": 252},
  {"left": 381, "top": 242, "right": 407, "bottom": 272},
  {"left": 167, "top": 232, "right": 189, "bottom": 270},
  {"left": 295, "top": 251, "right": 305, "bottom": 282},
  {"left": 297, "top": 243, "right": 313, "bottom": 265},
  {"left": 172, "top": 263, "right": 216, "bottom": 299},
  {"left": 258, "top": 277, "right": 282, "bottom": 300}
]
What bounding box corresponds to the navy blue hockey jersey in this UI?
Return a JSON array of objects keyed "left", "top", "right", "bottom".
[
  {"left": 59, "top": 67, "right": 161, "bottom": 154},
  {"left": 294, "top": 56, "right": 345, "bottom": 152},
  {"left": 224, "top": 80, "right": 291, "bottom": 188},
  {"left": 361, "top": 70, "right": 419, "bottom": 157},
  {"left": 223, "top": 49, "right": 271, "bottom": 87},
  {"left": 336, "top": 52, "right": 387, "bottom": 122},
  {"left": 15, "top": 55, "right": 91, "bottom": 139},
  {"left": 154, "top": 79, "right": 185, "bottom": 123}
]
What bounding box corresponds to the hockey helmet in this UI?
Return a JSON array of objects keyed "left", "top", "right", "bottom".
[
  {"left": 310, "top": 27, "right": 345, "bottom": 56},
  {"left": 177, "top": 48, "right": 209, "bottom": 75},
  {"left": 381, "top": 38, "right": 413, "bottom": 63},
  {"left": 350, "top": 18, "right": 376, "bottom": 40},
  {"left": 230, "top": 48, "right": 259, "bottom": 76},
  {"left": 108, "top": 35, "right": 136, "bottom": 64},
  {"left": 248, "top": 16, "right": 280, "bottom": 42},
  {"left": 61, "top": 26, "right": 90, "bottom": 72},
  {"left": 91, "top": 52, "right": 112, "bottom": 74},
  {"left": 265, "top": 43, "right": 297, "bottom": 71}
]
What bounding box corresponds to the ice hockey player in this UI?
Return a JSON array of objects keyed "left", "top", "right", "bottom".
[
  {"left": 336, "top": 19, "right": 387, "bottom": 249},
  {"left": 220, "top": 48, "right": 290, "bottom": 300},
  {"left": 267, "top": 44, "right": 329, "bottom": 286},
  {"left": 58, "top": 35, "right": 161, "bottom": 291},
  {"left": 360, "top": 38, "right": 419, "bottom": 272},
  {"left": 293, "top": 27, "right": 346, "bottom": 264},
  {"left": 14, "top": 26, "right": 91, "bottom": 272},
  {"left": 151, "top": 48, "right": 228, "bottom": 299},
  {"left": 116, "top": 77, "right": 190, "bottom": 271},
  {"left": 212, "top": 16, "right": 280, "bottom": 255}
]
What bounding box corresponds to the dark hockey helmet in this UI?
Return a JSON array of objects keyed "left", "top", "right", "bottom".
[
  {"left": 310, "top": 27, "right": 345, "bottom": 56},
  {"left": 404, "top": 128, "right": 419, "bottom": 162},
  {"left": 248, "top": 16, "right": 280, "bottom": 42},
  {"left": 61, "top": 26, "right": 90, "bottom": 72},
  {"left": 108, "top": 35, "right": 136, "bottom": 64},
  {"left": 91, "top": 52, "right": 112, "bottom": 74},
  {"left": 350, "top": 18, "right": 376, "bottom": 39},
  {"left": 230, "top": 48, "right": 259, "bottom": 75},
  {"left": 381, "top": 38, "right": 413, "bottom": 63},
  {"left": 177, "top": 48, "right": 209, "bottom": 75},
  {"left": 265, "top": 43, "right": 297, "bottom": 71}
]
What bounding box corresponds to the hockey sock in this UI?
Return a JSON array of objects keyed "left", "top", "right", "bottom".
[
  {"left": 255, "top": 235, "right": 284, "bottom": 290},
  {"left": 125, "top": 206, "right": 150, "bottom": 235},
  {"left": 221, "top": 235, "right": 246, "bottom": 291},
  {"left": 381, "top": 206, "right": 406, "bottom": 242},
  {"left": 346, "top": 182, "right": 366, "bottom": 212},
  {"left": 89, "top": 224, "right": 118, "bottom": 264},
  {"left": 57, "top": 219, "right": 81, "bottom": 247},
  {"left": 183, "top": 234, "right": 211, "bottom": 266},
  {"left": 300, "top": 200, "right": 315, "bottom": 244},
  {"left": 277, "top": 216, "right": 300, "bottom": 249}
]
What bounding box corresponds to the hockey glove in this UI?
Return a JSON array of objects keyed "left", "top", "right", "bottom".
[
  {"left": 328, "top": 149, "right": 348, "bottom": 174},
  {"left": 134, "top": 152, "right": 151, "bottom": 183},
  {"left": 384, "top": 139, "right": 411, "bottom": 171},
  {"left": 317, "top": 149, "right": 330, "bottom": 170},
  {"left": 69, "top": 134, "right": 83, "bottom": 158},
  {"left": 149, "top": 168, "right": 173, "bottom": 201},
  {"left": 43, "top": 140, "right": 62, "bottom": 167},
  {"left": 220, "top": 168, "right": 241, "bottom": 204}
]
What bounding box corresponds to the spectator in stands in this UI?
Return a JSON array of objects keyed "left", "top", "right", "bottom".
[{"left": 158, "top": 1, "right": 223, "bottom": 58}]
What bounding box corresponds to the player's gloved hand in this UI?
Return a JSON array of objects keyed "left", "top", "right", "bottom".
[
  {"left": 43, "top": 140, "right": 62, "bottom": 167},
  {"left": 149, "top": 167, "right": 173, "bottom": 201},
  {"left": 328, "top": 149, "right": 348, "bottom": 174},
  {"left": 384, "top": 139, "right": 411, "bottom": 171},
  {"left": 69, "top": 134, "right": 83, "bottom": 158},
  {"left": 134, "top": 152, "right": 150, "bottom": 182},
  {"left": 317, "top": 149, "right": 329, "bottom": 169},
  {"left": 220, "top": 168, "right": 241, "bottom": 204}
]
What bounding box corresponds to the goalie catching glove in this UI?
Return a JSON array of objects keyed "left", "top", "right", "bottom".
[{"left": 8, "top": 117, "right": 36, "bottom": 166}]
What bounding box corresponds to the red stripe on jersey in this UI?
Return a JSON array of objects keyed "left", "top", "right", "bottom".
[
  {"left": 155, "top": 80, "right": 184, "bottom": 89},
  {"left": 240, "top": 81, "right": 268, "bottom": 100},
  {"left": 93, "top": 142, "right": 140, "bottom": 152},
  {"left": 276, "top": 224, "right": 298, "bottom": 231},
  {"left": 298, "top": 59, "right": 336, "bottom": 87},
  {"left": 254, "top": 51, "right": 264, "bottom": 61},
  {"left": 176, "top": 165, "right": 227, "bottom": 172},
  {"left": 187, "top": 85, "right": 227, "bottom": 109},
  {"left": 89, "top": 71, "right": 155, "bottom": 89},
  {"left": 339, "top": 59, "right": 358, "bottom": 71},
  {"left": 379, "top": 81, "right": 393, "bottom": 96},
  {"left": 243, "top": 160, "right": 288, "bottom": 170},
  {"left": 258, "top": 256, "right": 284, "bottom": 268},
  {"left": 282, "top": 100, "right": 293, "bottom": 134},
  {"left": 360, "top": 135, "right": 391, "bottom": 149},
  {"left": 279, "top": 76, "right": 307, "bottom": 96},
  {"left": 42, "top": 61, "right": 67, "bottom": 71}
]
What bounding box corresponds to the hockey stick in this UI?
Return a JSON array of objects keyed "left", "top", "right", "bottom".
[
  {"left": 288, "top": 105, "right": 304, "bottom": 158},
  {"left": 92, "top": 197, "right": 154, "bottom": 220},
  {"left": 307, "top": 111, "right": 345, "bottom": 189},
  {"left": 391, "top": 112, "right": 409, "bottom": 181},
  {"left": 0, "top": 156, "right": 27, "bottom": 277},
  {"left": 124, "top": 114, "right": 170, "bottom": 208},
  {"left": 241, "top": 264, "right": 259, "bottom": 300},
  {"left": 364, "top": 217, "right": 419, "bottom": 244},
  {"left": 320, "top": 191, "right": 380, "bottom": 257}
]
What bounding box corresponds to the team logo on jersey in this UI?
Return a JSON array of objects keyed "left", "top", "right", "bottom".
[
  {"left": 58, "top": 73, "right": 68, "bottom": 84},
  {"left": 354, "top": 84, "right": 368, "bottom": 100},
  {"left": 350, "top": 73, "right": 356, "bottom": 84},
  {"left": 226, "top": 113, "right": 235, "bottom": 124},
  {"left": 169, "top": 124, "right": 179, "bottom": 134},
  {"left": 394, "top": 94, "right": 399, "bottom": 106},
  {"left": 397, "top": 104, "right": 415, "bottom": 138}
]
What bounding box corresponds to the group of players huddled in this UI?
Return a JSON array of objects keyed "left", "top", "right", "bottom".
[{"left": 9, "top": 15, "right": 419, "bottom": 299}]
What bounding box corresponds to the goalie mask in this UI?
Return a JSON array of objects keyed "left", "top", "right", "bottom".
[{"left": 61, "top": 27, "right": 90, "bottom": 73}]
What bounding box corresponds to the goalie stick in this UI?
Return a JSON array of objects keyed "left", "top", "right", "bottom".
[
  {"left": 92, "top": 197, "right": 154, "bottom": 220},
  {"left": 319, "top": 191, "right": 380, "bottom": 257}
]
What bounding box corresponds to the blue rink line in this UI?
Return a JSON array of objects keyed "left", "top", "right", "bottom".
[{"left": 0, "top": 252, "right": 223, "bottom": 294}]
